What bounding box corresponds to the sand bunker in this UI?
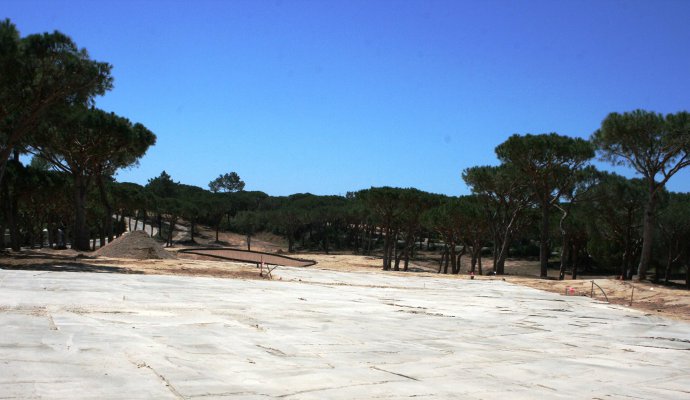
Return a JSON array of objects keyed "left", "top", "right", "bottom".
[
  {"left": 95, "top": 230, "right": 175, "bottom": 260},
  {"left": 178, "top": 248, "right": 313, "bottom": 267}
]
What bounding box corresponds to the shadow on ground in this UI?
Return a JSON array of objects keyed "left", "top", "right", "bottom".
[{"left": 0, "top": 263, "right": 142, "bottom": 274}]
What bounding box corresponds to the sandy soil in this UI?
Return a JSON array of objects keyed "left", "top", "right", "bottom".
[
  {"left": 508, "top": 275, "right": 690, "bottom": 321},
  {"left": 0, "top": 248, "right": 263, "bottom": 280},
  {"left": 183, "top": 224, "right": 288, "bottom": 253}
]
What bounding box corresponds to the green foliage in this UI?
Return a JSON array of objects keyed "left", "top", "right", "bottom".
[
  {"left": 463, "top": 164, "right": 533, "bottom": 273},
  {"left": 0, "top": 19, "right": 113, "bottom": 184},
  {"left": 28, "top": 106, "right": 156, "bottom": 250},
  {"left": 208, "top": 171, "right": 245, "bottom": 193},
  {"left": 0, "top": 160, "right": 71, "bottom": 248},
  {"left": 146, "top": 171, "right": 176, "bottom": 199},
  {"left": 592, "top": 109, "right": 690, "bottom": 279},
  {"left": 495, "top": 133, "right": 595, "bottom": 204},
  {"left": 657, "top": 192, "right": 690, "bottom": 282},
  {"left": 112, "top": 182, "right": 147, "bottom": 213},
  {"left": 232, "top": 211, "right": 266, "bottom": 236},
  {"left": 592, "top": 110, "right": 690, "bottom": 183},
  {"left": 33, "top": 106, "right": 156, "bottom": 177},
  {"left": 583, "top": 173, "right": 647, "bottom": 276},
  {"left": 494, "top": 133, "right": 595, "bottom": 277}
]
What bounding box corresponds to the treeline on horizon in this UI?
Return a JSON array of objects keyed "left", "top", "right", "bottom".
[{"left": 1, "top": 19, "right": 690, "bottom": 286}]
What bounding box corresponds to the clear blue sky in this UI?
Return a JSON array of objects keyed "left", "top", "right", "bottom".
[{"left": 5, "top": 0, "right": 690, "bottom": 196}]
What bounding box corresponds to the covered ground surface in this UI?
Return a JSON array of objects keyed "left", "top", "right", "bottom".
[
  {"left": 3, "top": 247, "right": 690, "bottom": 321},
  {"left": 1, "top": 266, "right": 690, "bottom": 399}
]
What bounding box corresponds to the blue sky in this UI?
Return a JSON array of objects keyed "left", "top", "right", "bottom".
[{"left": 5, "top": 0, "right": 690, "bottom": 195}]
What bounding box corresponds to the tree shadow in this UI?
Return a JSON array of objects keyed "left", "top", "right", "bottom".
[
  {"left": 0, "top": 262, "right": 143, "bottom": 274},
  {"left": 0, "top": 251, "right": 93, "bottom": 260}
]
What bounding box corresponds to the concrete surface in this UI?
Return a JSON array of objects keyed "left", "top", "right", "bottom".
[{"left": 1, "top": 267, "right": 689, "bottom": 399}]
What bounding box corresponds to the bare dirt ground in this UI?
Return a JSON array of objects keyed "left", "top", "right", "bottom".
[
  {"left": 0, "top": 248, "right": 263, "bottom": 280},
  {"left": 2, "top": 227, "right": 689, "bottom": 322},
  {"left": 509, "top": 275, "right": 690, "bottom": 321}
]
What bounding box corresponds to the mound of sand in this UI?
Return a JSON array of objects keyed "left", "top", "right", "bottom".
[{"left": 95, "top": 231, "right": 176, "bottom": 260}]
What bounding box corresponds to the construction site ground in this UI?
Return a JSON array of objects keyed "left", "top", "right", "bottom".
[{"left": 1, "top": 227, "right": 689, "bottom": 398}]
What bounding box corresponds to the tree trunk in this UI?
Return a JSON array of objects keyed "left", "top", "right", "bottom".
[
  {"left": 382, "top": 228, "right": 388, "bottom": 270},
  {"left": 470, "top": 241, "right": 482, "bottom": 275},
  {"left": 449, "top": 241, "right": 457, "bottom": 274},
  {"left": 72, "top": 175, "right": 91, "bottom": 251},
  {"left": 393, "top": 230, "right": 400, "bottom": 271},
  {"left": 539, "top": 204, "right": 550, "bottom": 278},
  {"left": 686, "top": 254, "right": 690, "bottom": 289},
  {"left": 0, "top": 222, "right": 5, "bottom": 250},
  {"left": 324, "top": 226, "right": 330, "bottom": 255},
  {"left": 478, "top": 252, "right": 483, "bottom": 275},
  {"left": 571, "top": 245, "right": 580, "bottom": 280},
  {"left": 559, "top": 236, "right": 570, "bottom": 280},
  {"left": 395, "top": 232, "right": 409, "bottom": 272},
  {"left": 3, "top": 182, "right": 20, "bottom": 251},
  {"left": 96, "top": 176, "right": 114, "bottom": 243},
  {"left": 45, "top": 224, "right": 52, "bottom": 248},
  {"left": 621, "top": 237, "right": 630, "bottom": 280},
  {"left": 492, "top": 231, "right": 499, "bottom": 271},
  {"left": 401, "top": 233, "right": 414, "bottom": 272},
  {"left": 637, "top": 192, "right": 657, "bottom": 280},
  {"left": 99, "top": 226, "right": 105, "bottom": 249},
  {"left": 382, "top": 226, "right": 391, "bottom": 270},
  {"left": 558, "top": 207, "right": 571, "bottom": 280},
  {"left": 387, "top": 231, "right": 396, "bottom": 270},
  {"left": 666, "top": 239, "right": 681, "bottom": 283},
  {"left": 166, "top": 216, "right": 177, "bottom": 247},
  {"left": 64, "top": 225, "right": 71, "bottom": 249},
  {"left": 454, "top": 246, "right": 465, "bottom": 275},
  {"left": 141, "top": 210, "right": 147, "bottom": 234},
  {"left": 157, "top": 214, "right": 162, "bottom": 238},
  {"left": 495, "top": 234, "right": 511, "bottom": 275},
  {"left": 190, "top": 219, "right": 196, "bottom": 243}
]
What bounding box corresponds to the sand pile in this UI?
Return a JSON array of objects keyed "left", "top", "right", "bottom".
[{"left": 95, "top": 230, "right": 176, "bottom": 260}]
